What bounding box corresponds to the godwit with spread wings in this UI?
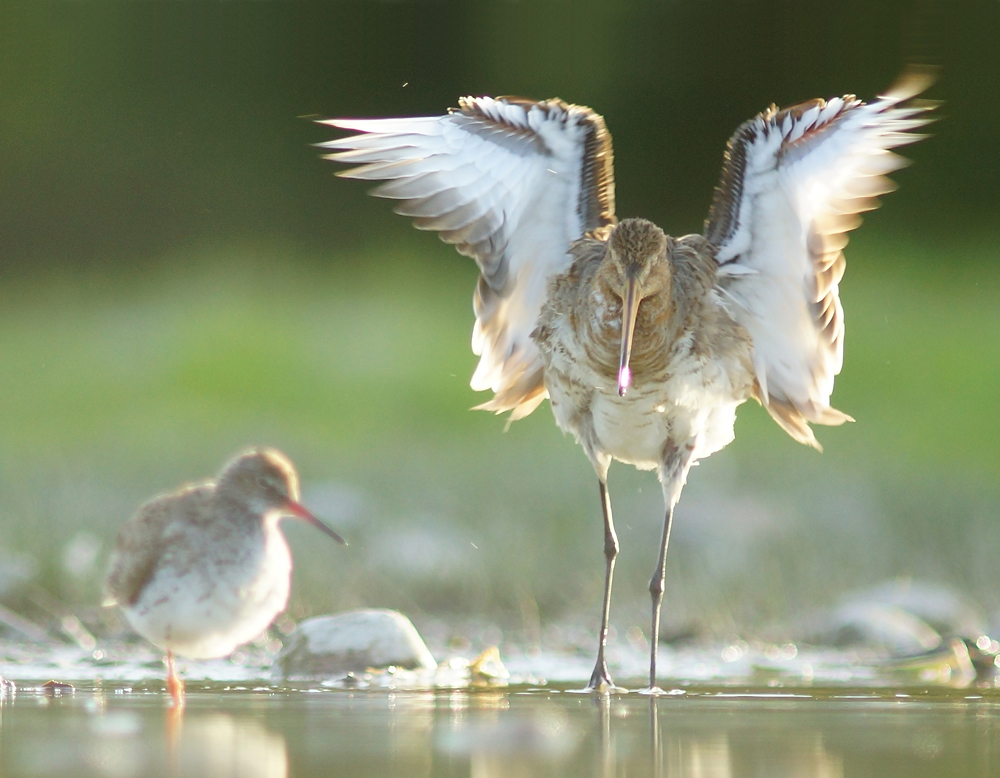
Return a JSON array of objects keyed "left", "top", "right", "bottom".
[{"left": 320, "top": 72, "right": 934, "bottom": 692}]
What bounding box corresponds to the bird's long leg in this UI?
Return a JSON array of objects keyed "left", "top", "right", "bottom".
[
  {"left": 587, "top": 479, "right": 621, "bottom": 692},
  {"left": 646, "top": 502, "right": 676, "bottom": 693},
  {"left": 643, "top": 442, "right": 694, "bottom": 695},
  {"left": 165, "top": 650, "right": 185, "bottom": 708}
]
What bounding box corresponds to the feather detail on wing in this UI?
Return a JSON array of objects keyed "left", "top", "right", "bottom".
[
  {"left": 319, "top": 97, "right": 616, "bottom": 420},
  {"left": 704, "top": 68, "right": 937, "bottom": 449}
]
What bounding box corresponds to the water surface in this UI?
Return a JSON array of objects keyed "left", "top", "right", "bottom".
[{"left": 3, "top": 642, "right": 999, "bottom": 778}]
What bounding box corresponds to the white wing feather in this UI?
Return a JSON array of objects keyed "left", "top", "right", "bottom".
[
  {"left": 319, "top": 97, "right": 616, "bottom": 420},
  {"left": 705, "top": 70, "right": 936, "bottom": 448}
]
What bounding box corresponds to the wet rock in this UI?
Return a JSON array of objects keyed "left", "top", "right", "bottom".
[
  {"left": 882, "top": 638, "right": 977, "bottom": 688},
  {"left": 276, "top": 609, "right": 437, "bottom": 679},
  {"left": 822, "top": 602, "right": 943, "bottom": 655},
  {"left": 469, "top": 646, "right": 510, "bottom": 684},
  {"left": 854, "top": 579, "right": 988, "bottom": 641},
  {"left": 434, "top": 646, "right": 510, "bottom": 688},
  {"left": 41, "top": 680, "right": 74, "bottom": 696},
  {"left": 809, "top": 579, "right": 990, "bottom": 657}
]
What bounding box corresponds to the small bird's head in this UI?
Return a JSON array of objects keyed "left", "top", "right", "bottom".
[
  {"left": 217, "top": 449, "right": 346, "bottom": 544},
  {"left": 604, "top": 218, "right": 671, "bottom": 396}
]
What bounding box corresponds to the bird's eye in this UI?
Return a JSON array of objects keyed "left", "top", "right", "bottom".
[{"left": 255, "top": 476, "right": 270, "bottom": 490}]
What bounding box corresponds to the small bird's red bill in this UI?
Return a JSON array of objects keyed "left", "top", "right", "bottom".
[{"left": 284, "top": 502, "right": 347, "bottom": 545}]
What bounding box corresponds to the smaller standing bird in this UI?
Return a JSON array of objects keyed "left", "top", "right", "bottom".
[{"left": 105, "top": 448, "right": 345, "bottom": 706}]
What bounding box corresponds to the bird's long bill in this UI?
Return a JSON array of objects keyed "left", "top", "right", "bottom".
[
  {"left": 618, "top": 276, "right": 640, "bottom": 397},
  {"left": 284, "top": 502, "right": 347, "bottom": 545}
]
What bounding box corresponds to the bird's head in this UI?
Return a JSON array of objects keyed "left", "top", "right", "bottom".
[
  {"left": 604, "top": 218, "right": 671, "bottom": 396},
  {"left": 217, "top": 448, "right": 346, "bottom": 544}
]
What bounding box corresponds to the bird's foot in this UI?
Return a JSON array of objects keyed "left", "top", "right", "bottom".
[
  {"left": 638, "top": 686, "right": 686, "bottom": 697},
  {"left": 164, "top": 650, "right": 185, "bottom": 708},
  {"left": 581, "top": 661, "right": 628, "bottom": 694}
]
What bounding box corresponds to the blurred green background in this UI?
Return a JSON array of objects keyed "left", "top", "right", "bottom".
[{"left": 0, "top": 0, "right": 997, "bottom": 646}]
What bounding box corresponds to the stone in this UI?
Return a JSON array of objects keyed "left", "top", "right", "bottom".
[
  {"left": 276, "top": 609, "right": 437, "bottom": 679},
  {"left": 821, "top": 601, "right": 943, "bottom": 656},
  {"left": 469, "top": 646, "right": 509, "bottom": 684},
  {"left": 808, "top": 579, "right": 990, "bottom": 657},
  {"left": 853, "top": 579, "right": 988, "bottom": 642}
]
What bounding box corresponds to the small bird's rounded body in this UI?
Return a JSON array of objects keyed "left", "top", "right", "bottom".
[
  {"left": 117, "top": 494, "right": 293, "bottom": 658},
  {"left": 105, "top": 449, "right": 345, "bottom": 705}
]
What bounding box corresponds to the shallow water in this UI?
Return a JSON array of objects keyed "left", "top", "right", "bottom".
[
  {"left": 4, "top": 679, "right": 1000, "bottom": 777},
  {"left": 3, "top": 642, "right": 1000, "bottom": 777}
]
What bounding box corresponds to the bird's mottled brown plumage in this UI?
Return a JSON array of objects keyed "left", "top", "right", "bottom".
[
  {"left": 322, "top": 74, "right": 936, "bottom": 691},
  {"left": 105, "top": 449, "right": 303, "bottom": 610},
  {"left": 105, "top": 448, "right": 345, "bottom": 705},
  {"left": 106, "top": 447, "right": 344, "bottom": 677},
  {"left": 535, "top": 219, "right": 754, "bottom": 475},
  {"left": 105, "top": 483, "right": 213, "bottom": 609}
]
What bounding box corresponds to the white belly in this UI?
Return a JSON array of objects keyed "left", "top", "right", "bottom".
[
  {"left": 124, "top": 527, "right": 292, "bottom": 659},
  {"left": 547, "top": 352, "right": 748, "bottom": 474},
  {"left": 591, "top": 390, "right": 671, "bottom": 470},
  {"left": 591, "top": 390, "right": 743, "bottom": 469}
]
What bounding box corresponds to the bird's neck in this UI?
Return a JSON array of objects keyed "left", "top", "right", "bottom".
[
  {"left": 214, "top": 489, "right": 268, "bottom": 532},
  {"left": 586, "top": 269, "right": 676, "bottom": 384}
]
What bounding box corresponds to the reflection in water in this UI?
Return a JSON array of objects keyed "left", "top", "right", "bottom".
[
  {"left": 654, "top": 704, "right": 845, "bottom": 778},
  {"left": 439, "top": 702, "right": 578, "bottom": 778},
  {"left": 438, "top": 693, "right": 867, "bottom": 778},
  {"left": 0, "top": 684, "right": 998, "bottom": 777},
  {"left": 657, "top": 728, "right": 845, "bottom": 778},
  {"left": 172, "top": 713, "right": 287, "bottom": 778},
  {"left": 1, "top": 691, "right": 288, "bottom": 778},
  {"left": 95, "top": 710, "right": 288, "bottom": 778},
  {"left": 665, "top": 732, "right": 731, "bottom": 778}
]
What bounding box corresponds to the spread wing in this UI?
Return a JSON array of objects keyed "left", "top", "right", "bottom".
[
  {"left": 704, "top": 70, "right": 936, "bottom": 449},
  {"left": 319, "top": 96, "right": 616, "bottom": 420}
]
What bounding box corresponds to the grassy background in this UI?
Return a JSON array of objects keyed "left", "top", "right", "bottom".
[
  {"left": 1, "top": 0, "right": 998, "bottom": 645},
  {"left": 0, "top": 229, "right": 997, "bottom": 642}
]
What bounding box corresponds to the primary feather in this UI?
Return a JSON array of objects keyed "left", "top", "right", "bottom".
[
  {"left": 323, "top": 79, "right": 936, "bottom": 693},
  {"left": 319, "top": 97, "right": 616, "bottom": 420},
  {"left": 322, "top": 76, "right": 935, "bottom": 445},
  {"left": 704, "top": 69, "right": 936, "bottom": 447}
]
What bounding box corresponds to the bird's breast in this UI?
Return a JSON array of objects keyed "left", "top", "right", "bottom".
[
  {"left": 121, "top": 523, "right": 293, "bottom": 658},
  {"left": 573, "top": 292, "right": 675, "bottom": 384},
  {"left": 544, "top": 318, "right": 753, "bottom": 469},
  {"left": 590, "top": 390, "right": 674, "bottom": 470}
]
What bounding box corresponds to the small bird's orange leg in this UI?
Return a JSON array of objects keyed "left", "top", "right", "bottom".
[{"left": 165, "top": 650, "right": 185, "bottom": 708}]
